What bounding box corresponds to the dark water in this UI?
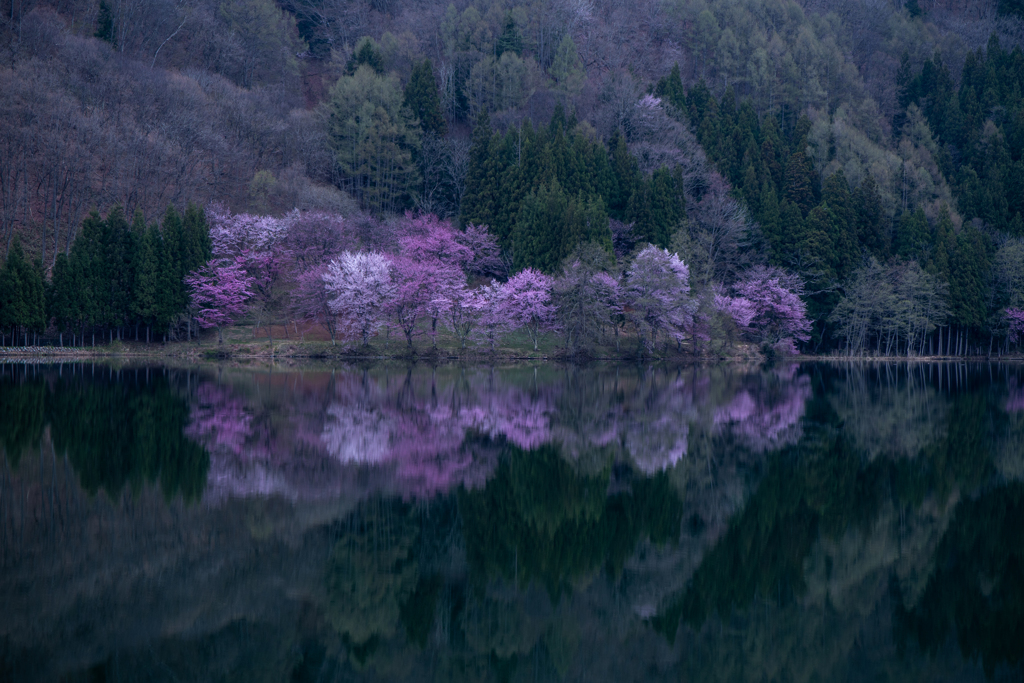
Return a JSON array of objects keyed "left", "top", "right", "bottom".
[{"left": 1, "top": 361, "right": 1023, "bottom": 682}]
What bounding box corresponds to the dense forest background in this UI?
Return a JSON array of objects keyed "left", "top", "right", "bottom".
[{"left": 4, "top": 0, "right": 1024, "bottom": 352}]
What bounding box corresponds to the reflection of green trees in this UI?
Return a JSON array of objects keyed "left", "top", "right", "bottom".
[
  {"left": 659, "top": 383, "right": 1000, "bottom": 638},
  {"left": 460, "top": 442, "right": 683, "bottom": 594},
  {"left": 0, "top": 371, "right": 45, "bottom": 467},
  {"left": 895, "top": 483, "right": 1024, "bottom": 678},
  {"left": 325, "top": 498, "right": 420, "bottom": 650},
  {"left": 47, "top": 374, "right": 209, "bottom": 501},
  {"left": 1, "top": 366, "right": 209, "bottom": 501}
]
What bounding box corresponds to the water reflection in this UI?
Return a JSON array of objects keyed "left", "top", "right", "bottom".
[{"left": 0, "top": 361, "right": 1022, "bottom": 682}]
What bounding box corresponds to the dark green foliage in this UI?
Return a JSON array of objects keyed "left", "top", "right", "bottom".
[
  {"left": 495, "top": 12, "right": 523, "bottom": 58},
  {"left": 513, "top": 180, "right": 611, "bottom": 273},
  {"left": 0, "top": 238, "right": 45, "bottom": 341},
  {"left": 459, "top": 441, "right": 683, "bottom": 596},
  {"left": 783, "top": 151, "right": 816, "bottom": 217},
  {"left": 22, "top": 203, "right": 212, "bottom": 344},
  {"left": 905, "top": 0, "right": 922, "bottom": 18},
  {"left": 893, "top": 208, "right": 931, "bottom": 260},
  {"left": 404, "top": 60, "right": 447, "bottom": 137},
  {"left": 47, "top": 369, "right": 210, "bottom": 501},
  {"left": 95, "top": 0, "right": 114, "bottom": 44},
  {"left": 948, "top": 222, "right": 990, "bottom": 328},
  {"left": 0, "top": 367, "right": 45, "bottom": 467},
  {"left": 1000, "top": 0, "right": 1024, "bottom": 18},
  {"left": 346, "top": 36, "right": 384, "bottom": 75},
  {"left": 0, "top": 365, "right": 209, "bottom": 500},
  {"left": 627, "top": 167, "right": 682, "bottom": 248},
  {"left": 655, "top": 63, "right": 686, "bottom": 112},
  {"left": 894, "top": 482, "right": 1024, "bottom": 677},
  {"left": 460, "top": 110, "right": 620, "bottom": 270}
]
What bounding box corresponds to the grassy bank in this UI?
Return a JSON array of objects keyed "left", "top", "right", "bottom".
[{"left": 0, "top": 321, "right": 766, "bottom": 364}]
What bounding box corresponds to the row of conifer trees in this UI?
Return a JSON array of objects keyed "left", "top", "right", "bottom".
[{"left": 0, "top": 204, "right": 210, "bottom": 346}]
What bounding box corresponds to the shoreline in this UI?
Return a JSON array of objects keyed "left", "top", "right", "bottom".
[{"left": 1, "top": 343, "right": 1023, "bottom": 364}]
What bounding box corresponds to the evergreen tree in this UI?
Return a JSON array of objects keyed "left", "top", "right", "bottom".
[
  {"left": 514, "top": 180, "right": 569, "bottom": 273},
  {"left": 783, "top": 151, "right": 816, "bottom": 217},
  {"left": 160, "top": 205, "right": 187, "bottom": 328},
  {"left": 346, "top": 36, "right": 384, "bottom": 75},
  {"left": 460, "top": 111, "right": 496, "bottom": 228},
  {"left": 48, "top": 253, "right": 79, "bottom": 337},
  {"left": 404, "top": 60, "right": 448, "bottom": 137},
  {"left": 949, "top": 223, "right": 990, "bottom": 329},
  {"left": 853, "top": 176, "right": 888, "bottom": 260},
  {"left": 655, "top": 63, "right": 686, "bottom": 112},
  {"left": 95, "top": 0, "right": 115, "bottom": 45},
  {"left": 496, "top": 12, "right": 523, "bottom": 57},
  {"left": 893, "top": 208, "right": 930, "bottom": 260},
  {"left": 608, "top": 128, "right": 638, "bottom": 220}
]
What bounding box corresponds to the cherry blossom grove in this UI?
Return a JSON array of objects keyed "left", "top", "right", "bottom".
[{"left": 188, "top": 207, "right": 812, "bottom": 355}]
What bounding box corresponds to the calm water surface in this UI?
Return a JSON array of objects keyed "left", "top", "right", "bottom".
[{"left": 1, "top": 361, "right": 1023, "bottom": 682}]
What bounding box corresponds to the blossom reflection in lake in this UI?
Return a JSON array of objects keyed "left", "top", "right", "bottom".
[{"left": 1, "top": 361, "right": 1023, "bottom": 682}]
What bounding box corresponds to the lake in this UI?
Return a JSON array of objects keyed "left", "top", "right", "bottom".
[{"left": 1, "top": 360, "right": 1023, "bottom": 682}]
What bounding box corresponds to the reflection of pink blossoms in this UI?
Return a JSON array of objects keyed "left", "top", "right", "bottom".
[
  {"left": 1007, "top": 377, "right": 1024, "bottom": 413},
  {"left": 713, "top": 374, "right": 812, "bottom": 452},
  {"left": 186, "top": 383, "right": 253, "bottom": 456}
]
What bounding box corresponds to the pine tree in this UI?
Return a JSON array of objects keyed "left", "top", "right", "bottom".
[
  {"left": 0, "top": 241, "right": 25, "bottom": 340},
  {"left": 460, "top": 111, "right": 496, "bottom": 228},
  {"left": 160, "top": 205, "right": 188, "bottom": 332},
  {"left": 404, "top": 60, "right": 448, "bottom": 137},
  {"left": 495, "top": 12, "right": 523, "bottom": 57},
  {"left": 608, "top": 128, "right": 638, "bottom": 220},
  {"left": 853, "top": 176, "right": 888, "bottom": 260},
  {"left": 949, "top": 223, "right": 990, "bottom": 329},
  {"left": 346, "top": 37, "right": 384, "bottom": 75},
  {"left": 514, "top": 180, "right": 569, "bottom": 273},
  {"left": 655, "top": 63, "right": 686, "bottom": 112},
  {"left": 49, "top": 253, "right": 79, "bottom": 336},
  {"left": 893, "top": 208, "right": 930, "bottom": 260},
  {"left": 783, "top": 151, "right": 816, "bottom": 217},
  {"left": 95, "top": 0, "right": 115, "bottom": 45}
]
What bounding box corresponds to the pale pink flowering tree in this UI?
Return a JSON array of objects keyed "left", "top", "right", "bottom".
[
  {"left": 292, "top": 265, "right": 340, "bottom": 344},
  {"left": 474, "top": 280, "right": 509, "bottom": 350},
  {"left": 1007, "top": 308, "right": 1024, "bottom": 345},
  {"left": 459, "top": 223, "right": 507, "bottom": 278},
  {"left": 620, "top": 245, "right": 693, "bottom": 353},
  {"left": 206, "top": 207, "right": 293, "bottom": 340},
  {"left": 504, "top": 268, "right": 557, "bottom": 351},
  {"left": 324, "top": 251, "right": 396, "bottom": 346},
  {"left": 397, "top": 213, "right": 473, "bottom": 267},
  {"left": 422, "top": 262, "right": 467, "bottom": 348},
  {"left": 387, "top": 255, "right": 438, "bottom": 348},
  {"left": 733, "top": 266, "right": 812, "bottom": 354},
  {"left": 715, "top": 293, "right": 757, "bottom": 329},
  {"left": 186, "top": 257, "right": 255, "bottom": 344},
  {"left": 433, "top": 275, "right": 480, "bottom": 349}
]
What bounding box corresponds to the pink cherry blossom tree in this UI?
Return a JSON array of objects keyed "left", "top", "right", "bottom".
[
  {"left": 474, "top": 280, "right": 508, "bottom": 350},
  {"left": 620, "top": 245, "right": 693, "bottom": 353},
  {"left": 433, "top": 274, "right": 480, "bottom": 349},
  {"left": 324, "top": 251, "right": 396, "bottom": 346},
  {"left": 459, "top": 223, "right": 507, "bottom": 278},
  {"left": 207, "top": 207, "right": 293, "bottom": 340},
  {"left": 387, "top": 255, "right": 437, "bottom": 348},
  {"left": 397, "top": 213, "right": 473, "bottom": 267},
  {"left": 733, "top": 266, "right": 812, "bottom": 354},
  {"left": 503, "top": 268, "right": 556, "bottom": 351},
  {"left": 186, "top": 257, "right": 255, "bottom": 344},
  {"left": 292, "top": 265, "right": 340, "bottom": 344},
  {"left": 1007, "top": 308, "right": 1024, "bottom": 346}
]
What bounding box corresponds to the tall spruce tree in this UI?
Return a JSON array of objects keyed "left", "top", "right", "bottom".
[{"left": 404, "top": 60, "right": 448, "bottom": 137}]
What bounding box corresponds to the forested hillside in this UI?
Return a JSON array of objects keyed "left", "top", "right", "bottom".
[{"left": 3, "top": 0, "right": 1024, "bottom": 354}]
